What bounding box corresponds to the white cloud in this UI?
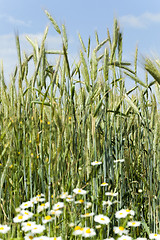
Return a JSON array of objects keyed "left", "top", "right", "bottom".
[
  {"left": 119, "top": 12, "right": 160, "bottom": 28},
  {"left": 0, "top": 14, "right": 31, "bottom": 27}
]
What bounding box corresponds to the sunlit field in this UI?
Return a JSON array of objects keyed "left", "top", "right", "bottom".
[{"left": 0, "top": 10, "right": 160, "bottom": 240}]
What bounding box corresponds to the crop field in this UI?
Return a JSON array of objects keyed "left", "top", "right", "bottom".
[{"left": 0, "top": 10, "right": 160, "bottom": 240}]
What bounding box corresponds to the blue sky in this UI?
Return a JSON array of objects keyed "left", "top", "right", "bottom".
[{"left": 1, "top": 0, "right": 160, "bottom": 82}]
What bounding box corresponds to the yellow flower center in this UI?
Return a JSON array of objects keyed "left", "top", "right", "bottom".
[
  {"left": 126, "top": 209, "right": 130, "bottom": 212},
  {"left": 79, "top": 199, "right": 84, "bottom": 203},
  {"left": 27, "top": 223, "right": 31, "bottom": 226},
  {"left": 45, "top": 215, "right": 52, "bottom": 220},
  {"left": 86, "top": 229, "right": 91, "bottom": 233},
  {"left": 41, "top": 203, "right": 45, "bottom": 207},
  {"left": 74, "top": 226, "right": 82, "bottom": 231},
  {"left": 24, "top": 212, "right": 29, "bottom": 215},
  {"left": 154, "top": 234, "right": 158, "bottom": 236},
  {"left": 85, "top": 213, "right": 90, "bottom": 216},
  {"left": 18, "top": 215, "right": 23, "bottom": 219},
  {"left": 100, "top": 217, "right": 105, "bottom": 221},
  {"left": 132, "top": 222, "right": 136, "bottom": 225},
  {"left": 78, "top": 189, "right": 82, "bottom": 193},
  {"left": 0, "top": 227, "right": 4, "bottom": 230},
  {"left": 119, "top": 226, "right": 124, "bottom": 231},
  {"left": 29, "top": 237, "right": 33, "bottom": 239}
]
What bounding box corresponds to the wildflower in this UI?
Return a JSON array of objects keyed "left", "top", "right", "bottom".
[
  {"left": 21, "top": 221, "right": 36, "bottom": 232},
  {"left": 66, "top": 195, "right": 74, "bottom": 202},
  {"left": 24, "top": 232, "right": 34, "bottom": 240},
  {"left": 91, "top": 161, "right": 102, "bottom": 166},
  {"left": 94, "top": 214, "right": 110, "bottom": 225},
  {"left": 82, "top": 227, "right": 96, "bottom": 238},
  {"left": 85, "top": 201, "right": 92, "bottom": 208},
  {"left": 13, "top": 212, "right": 32, "bottom": 223},
  {"left": 101, "top": 182, "right": 108, "bottom": 186},
  {"left": 102, "top": 200, "right": 112, "bottom": 206},
  {"left": 75, "top": 199, "right": 84, "bottom": 204},
  {"left": 103, "top": 238, "right": 115, "bottom": 240},
  {"left": 136, "top": 238, "right": 147, "bottom": 240},
  {"left": 31, "top": 194, "right": 45, "bottom": 204},
  {"left": 42, "top": 215, "right": 54, "bottom": 224},
  {"left": 60, "top": 192, "right": 68, "bottom": 199},
  {"left": 138, "top": 189, "right": 143, "bottom": 193},
  {"left": 32, "top": 237, "right": 50, "bottom": 240},
  {"left": 117, "top": 235, "right": 132, "bottom": 240},
  {"left": 114, "top": 159, "right": 125, "bottom": 163},
  {"left": 128, "top": 221, "right": 141, "bottom": 227},
  {"left": 53, "top": 202, "right": 64, "bottom": 210},
  {"left": 49, "top": 209, "right": 62, "bottom": 217},
  {"left": 95, "top": 225, "right": 101, "bottom": 229},
  {"left": 73, "top": 226, "right": 83, "bottom": 236},
  {"left": 21, "top": 210, "right": 34, "bottom": 220},
  {"left": 81, "top": 212, "right": 94, "bottom": 218},
  {"left": 124, "top": 209, "right": 135, "bottom": 216},
  {"left": 50, "top": 237, "right": 62, "bottom": 240},
  {"left": 0, "top": 225, "right": 10, "bottom": 234},
  {"left": 69, "top": 223, "right": 75, "bottom": 227},
  {"left": 20, "top": 201, "right": 33, "bottom": 209},
  {"left": 115, "top": 209, "right": 128, "bottom": 219},
  {"left": 73, "top": 188, "right": 87, "bottom": 195},
  {"left": 105, "top": 192, "right": 118, "bottom": 197},
  {"left": 113, "top": 226, "right": 128, "bottom": 235},
  {"left": 31, "top": 224, "right": 45, "bottom": 234},
  {"left": 149, "top": 233, "right": 160, "bottom": 239},
  {"left": 37, "top": 202, "right": 49, "bottom": 213}
]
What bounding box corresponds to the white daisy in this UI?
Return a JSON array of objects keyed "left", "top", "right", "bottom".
[
  {"left": 59, "top": 192, "right": 68, "bottom": 199},
  {"left": 73, "top": 188, "right": 87, "bottom": 195},
  {"left": 75, "top": 199, "right": 84, "bottom": 204},
  {"left": 101, "top": 182, "right": 108, "bottom": 186},
  {"left": 136, "top": 238, "right": 147, "bottom": 240},
  {"left": 82, "top": 228, "right": 96, "bottom": 238},
  {"left": 91, "top": 161, "right": 102, "bottom": 166},
  {"left": 24, "top": 232, "right": 34, "bottom": 240},
  {"left": 117, "top": 235, "right": 132, "bottom": 240},
  {"left": 103, "top": 238, "right": 115, "bottom": 240},
  {"left": 81, "top": 212, "right": 94, "bottom": 218},
  {"left": 31, "top": 224, "right": 45, "bottom": 234},
  {"left": 94, "top": 214, "right": 110, "bottom": 225},
  {"left": 105, "top": 192, "right": 118, "bottom": 197},
  {"left": 72, "top": 226, "right": 83, "bottom": 236},
  {"left": 21, "top": 221, "right": 36, "bottom": 232},
  {"left": 53, "top": 202, "right": 64, "bottom": 210},
  {"left": 0, "top": 225, "right": 10, "bottom": 234},
  {"left": 37, "top": 202, "right": 49, "bottom": 213},
  {"left": 42, "top": 215, "right": 54, "bottom": 224},
  {"left": 113, "top": 226, "right": 128, "bottom": 235},
  {"left": 102, "top": 200, "right": 112, "bottom": 206},
  {"left": 20, "top": 201, "right": 33, "bottom": 209},
  {"left": 114, "top": 159, "right": 125, "bottom": 163},
  {"left": 128, "top": 221, "right": 141, "bottom": 227},
  {"left": 21, "top": 210, "right": 34, "bottom": 220},
  {"left": 115, "top": 209, "right": 128, "bottom": 219},
  {"left": 149, "top": 233, "right": 160, "bottom": 239},
  {"left": 49, "top": 209, "right": 62, "bottom": 217},
  {"left": 50, "top": 237, "right": 62, "bottom": 240}
]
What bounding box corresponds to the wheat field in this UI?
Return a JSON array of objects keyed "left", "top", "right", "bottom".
[{"left": 0, "top": 10, "right": 159, "bottom": 240}]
